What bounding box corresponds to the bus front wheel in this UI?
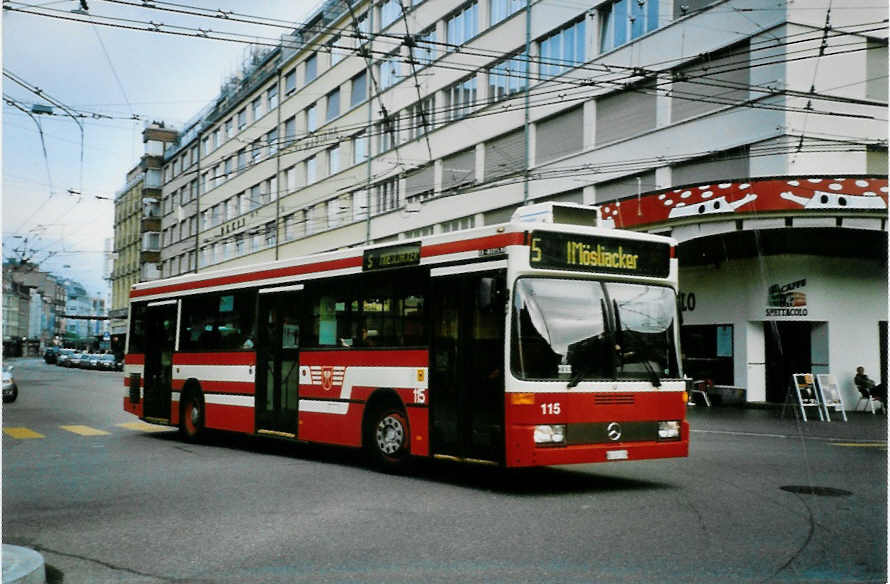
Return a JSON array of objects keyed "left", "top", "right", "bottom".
[
  {"left": 366, "top": 408, "right": 410, "bottom": 471},
  {"left": 180, "top": 389, "right": 205, "bottom": 442}
]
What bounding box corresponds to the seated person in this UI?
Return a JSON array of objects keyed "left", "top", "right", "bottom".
[{"left": 855, "top": 366, "right": 886, "bottom": 404}]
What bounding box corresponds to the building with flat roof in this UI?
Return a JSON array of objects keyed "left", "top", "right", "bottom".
[{"left": 122, "top": 0, "right": 886, "bottom": 407}]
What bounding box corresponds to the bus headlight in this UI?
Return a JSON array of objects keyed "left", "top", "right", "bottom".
[
  {"left": 657, "top": 420, "right": 681, "bottom": 441},
  {"left": 534, "top": 424, "right": 566, "bottom": 445}
]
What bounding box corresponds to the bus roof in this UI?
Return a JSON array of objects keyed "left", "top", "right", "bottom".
[{"left": 130, "top": 212, "right": 676, "bottom": 301}]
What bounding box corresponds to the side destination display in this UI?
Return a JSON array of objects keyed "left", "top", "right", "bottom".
[
  {"left": 363, "top": 242, "right": 422, "bottom": 271},
  {"left": 529, "top": 231, "right": 670, "bottom": 277}
]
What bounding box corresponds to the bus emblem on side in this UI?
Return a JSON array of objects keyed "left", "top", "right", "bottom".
[
  {"left": 321, "top": 367, "right": 334, "bottom": 391},
  {"left": 607, "top": 422, "right": 622, "bottom": 441}
]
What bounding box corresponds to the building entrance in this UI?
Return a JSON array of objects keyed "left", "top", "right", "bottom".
[{"left": 764, "top": 322, "right": 812, "bottom": 403}]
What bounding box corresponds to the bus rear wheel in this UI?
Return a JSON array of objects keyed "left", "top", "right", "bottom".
[
  {"left": 366, "top": 408, "right": 410, "bottom": 471},
  {"left": 180, "top": 390, "right": 205, "bottom": 442}
]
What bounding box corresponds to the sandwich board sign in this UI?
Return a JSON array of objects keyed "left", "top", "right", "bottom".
[
  {"left": 792, "top": 373, "right": 824, "bottom": 422},
  {"left": 816, "top": 374, "right": 847, "bottom": 422}
]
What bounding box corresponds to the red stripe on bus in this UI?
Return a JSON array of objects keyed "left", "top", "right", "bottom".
[
  {"left": 173, "top": 352, "right": 256, "bottom": 366},
  {"left": 301, "top": 349, "right": 428, "bottom": 367},
  {"left": 125, "top": 354, "right": 145, "bottom": 365},
  {"left": 130, "top": 255, "right": 363, "bottom": 298},
  {"left": 421, "top": 232, "right": 525, "bottom": 258},
  {"left": 130, "top": 232, "right": 524, "bottom": 300}
]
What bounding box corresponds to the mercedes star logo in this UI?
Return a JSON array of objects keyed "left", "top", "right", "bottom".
[{"left": 607, "top": 422, "right": 622, "bottom": 441}]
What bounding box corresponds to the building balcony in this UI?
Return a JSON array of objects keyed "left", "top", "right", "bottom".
[
  {"left": 141, "top": 217, "right": 161, "bottom": 232},
  {"left": 140, "top": 251, "right": 160, "bottom": 264}
]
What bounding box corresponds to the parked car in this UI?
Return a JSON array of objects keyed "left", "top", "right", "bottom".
[
  {"left": 56, "top": 349, "right": 76, "bottom": 367},
  {"left": 3, "top": 365, "right": 18, "bottom": 403},
  {"left": 44, "top": 347, "right": 59, "bottom": 364},
  {"left": 66, "top": 352, "right": 85, "bottom": 368},
  {"left": 96, "top": 354, "right": 121, "bottom": 371}
]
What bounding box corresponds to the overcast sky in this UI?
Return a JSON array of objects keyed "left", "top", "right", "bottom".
[{"left": 2, "top": 1, "right": 316, "bottom": 296}]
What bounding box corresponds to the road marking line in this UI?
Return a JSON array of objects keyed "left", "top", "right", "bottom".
[
  {"left": 60, "top": 425, "right": 110, "bottom": 436},
  {"left": 116, "top": 422, "right": 172, "bottom": 433},
  {"left": 3, "top": 427, "right": 45, "bottom": 439},
  {"left": 692, "top": 429, "right": 886, "bottom": 444},
  {"left": 830, "top": 442, "right": 887, "bottom": 448}
]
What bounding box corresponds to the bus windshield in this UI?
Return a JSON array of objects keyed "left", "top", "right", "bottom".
[{"left": 510, "top": 277, "right": 680, "bottom": 382}]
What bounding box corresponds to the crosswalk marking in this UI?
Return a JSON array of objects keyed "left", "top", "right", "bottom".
[
  {"left": 116, "top": 421, "right": 172, "bottom": 433},
  {"left": 60, "top": 425, "right": 110, "bottom": 436},
  {"left": 3, "top": 427, "right": 45, "bottom": 439},
  {"left": 3, "top": 421, "right": 174, "bottom": 439}
]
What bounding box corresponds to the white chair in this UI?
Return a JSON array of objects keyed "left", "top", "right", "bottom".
[
  {"left": 854, "top": 381, "right": 883, "bottom": 414},
  {"left": 688, "top": 379, "right": 711, "bottom": 407}
]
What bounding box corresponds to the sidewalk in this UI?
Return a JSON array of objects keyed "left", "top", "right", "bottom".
[{"left": 687, "top": 405, "right": 888, "bottom": 443}]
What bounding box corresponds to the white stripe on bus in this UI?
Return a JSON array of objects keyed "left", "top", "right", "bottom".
[
  {"left": 171, "top": 392, "right": 253, "bottom": 408},
  {"left": 299, "top": 400, "right": 349, "bottom": 415},
  {"left": 173, "top": 364, "right": 254, "bottom": 383}
]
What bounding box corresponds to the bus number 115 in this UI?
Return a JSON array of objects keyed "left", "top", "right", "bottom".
[{"left": 541, "top": 402, "right": 561, "bottom": 415}]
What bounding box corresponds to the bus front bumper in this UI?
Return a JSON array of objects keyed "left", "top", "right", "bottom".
[{"left": 504, "top": 420, "right": 689, "bottom": 467}]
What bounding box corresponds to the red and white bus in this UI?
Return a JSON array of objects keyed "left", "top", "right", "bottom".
[{"left": 123, "top": 202, "right": 689, "bottom": 469}]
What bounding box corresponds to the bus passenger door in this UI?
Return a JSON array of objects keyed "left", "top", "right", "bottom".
[
  {"left": 142, "top": 301, "right": 177, "bottom": 423},
  {"left": 429, "top": 270, "right": 506, "bottom": 463},
  {"left": 256, "top": 288, "right": 302, "bottom": 437}
]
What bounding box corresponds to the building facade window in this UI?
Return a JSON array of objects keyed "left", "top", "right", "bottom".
[
  {"left": 326, "top": 87, "right": 340, "bottom": 121},
  {"left": 378, "top": 116, "right": 399, "bottom": 152},
  {"left": 285, "top": 68, "right": 297, "bottom": 94},
  {"left": 375, "top": 177, "right": 399, "bottom": 215},
  {"left": 327, "top": 199, "right": 341, "bottom": 228},
  {"left": 380, "top": 0, "right": 402, "bottom": 29},
  {"left": 330, "top": 34, "right": 347, "bottom": 65},
  {"left": 251, "top": 139, "right": 262, "bottom": 164},
  {"left": 265, "top": 221, "right": 277, "bottom": 248},
  {"left": 305, "top": 53, "right": 317, "bottom": 84},
  {"left": 284, "top": 116, "right": 297, "bottom": 144},
  {"left": 445, "top": 75, "right": 478, "bottom": 121},
  {"left": 351, "top": 71, "right": 367, "bottom": 106},
  {"left": 540, "top": 19, "right": 585, "bottom": 78},
  {"left": 285, "top": 165, "right": 298, "bottom": 192},
  {"left": 306, "top": 155, "right": 317, "bottom": 183},
  {"left": 379, "top": 52, "right": 402, "bottom": 90},
  {"left": 441, "top": 215, "right": 476, "bottom": 232},
  {"left": 353, "top": 132, "right": 368, "bottom": 164},
  {"left": 267, "top": 84, "right": 278, "bottom": 110},
  {"left": 407, "top": 96, "right": 435, "bottom": 140},
  {"left": 447, "top": 2, "right": 478, "bottom": 47},
  {"left": 489, "top": 52, "right": 528, "bottom": 102},
  {"left": 225, "top": 119, "right": 233, "bottom": 139},
  {"left": 251, "top": 97, "right": 263, "bottom": 122},
  {"left": 490, "top": 0, "right": 523, "bottom": 25},
  {"left": 353, "top": 190, "right": 368, "bottom": 221},
  {"left": 306, "top": 103, "right": 318, "bottom": 132},
  {"left": 600, "top": 0, "right": 659, "bottom": 53},
  {"left": 415, "top": 27, "right": 437, "bottom": 66},
  {"left": 237, "top": 108, "right": 247, "bottom": 130},
  {"left": 328, "top": 145, "right": 340, "bottom": 175},
  {"left": 267, "top": 129, "right": 278, "bottom": 156}
]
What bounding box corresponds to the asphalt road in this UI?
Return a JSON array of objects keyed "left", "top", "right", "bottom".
[{"left": 2, "top": 357, "right": 887, "bottom": 583}]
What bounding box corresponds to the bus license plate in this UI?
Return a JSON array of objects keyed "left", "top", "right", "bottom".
[{"left": 607, "top": 450, "right": 628, "bottom": 461}]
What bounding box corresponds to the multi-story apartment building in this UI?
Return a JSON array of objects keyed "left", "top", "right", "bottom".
[
  {"left": 134, "top": 0, "right": 885, "bottom": 407},
  {"left": 110, "top": 124, "right": 178, "bottom": 337}
]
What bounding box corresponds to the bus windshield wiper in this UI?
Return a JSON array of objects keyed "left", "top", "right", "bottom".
[
  {"left": 617, "top": 327, "right": 663, "bottom": 388},
  {"left": 567, "top": 298, "right": 610, "bottom": 389}
]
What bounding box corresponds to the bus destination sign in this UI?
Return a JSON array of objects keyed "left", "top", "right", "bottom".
[
  {"left": 363, "top": 242, "right": 422, "bottom": 271},
  {"left": 529, "top": 231, "right": 670, "bottom": 277}
]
